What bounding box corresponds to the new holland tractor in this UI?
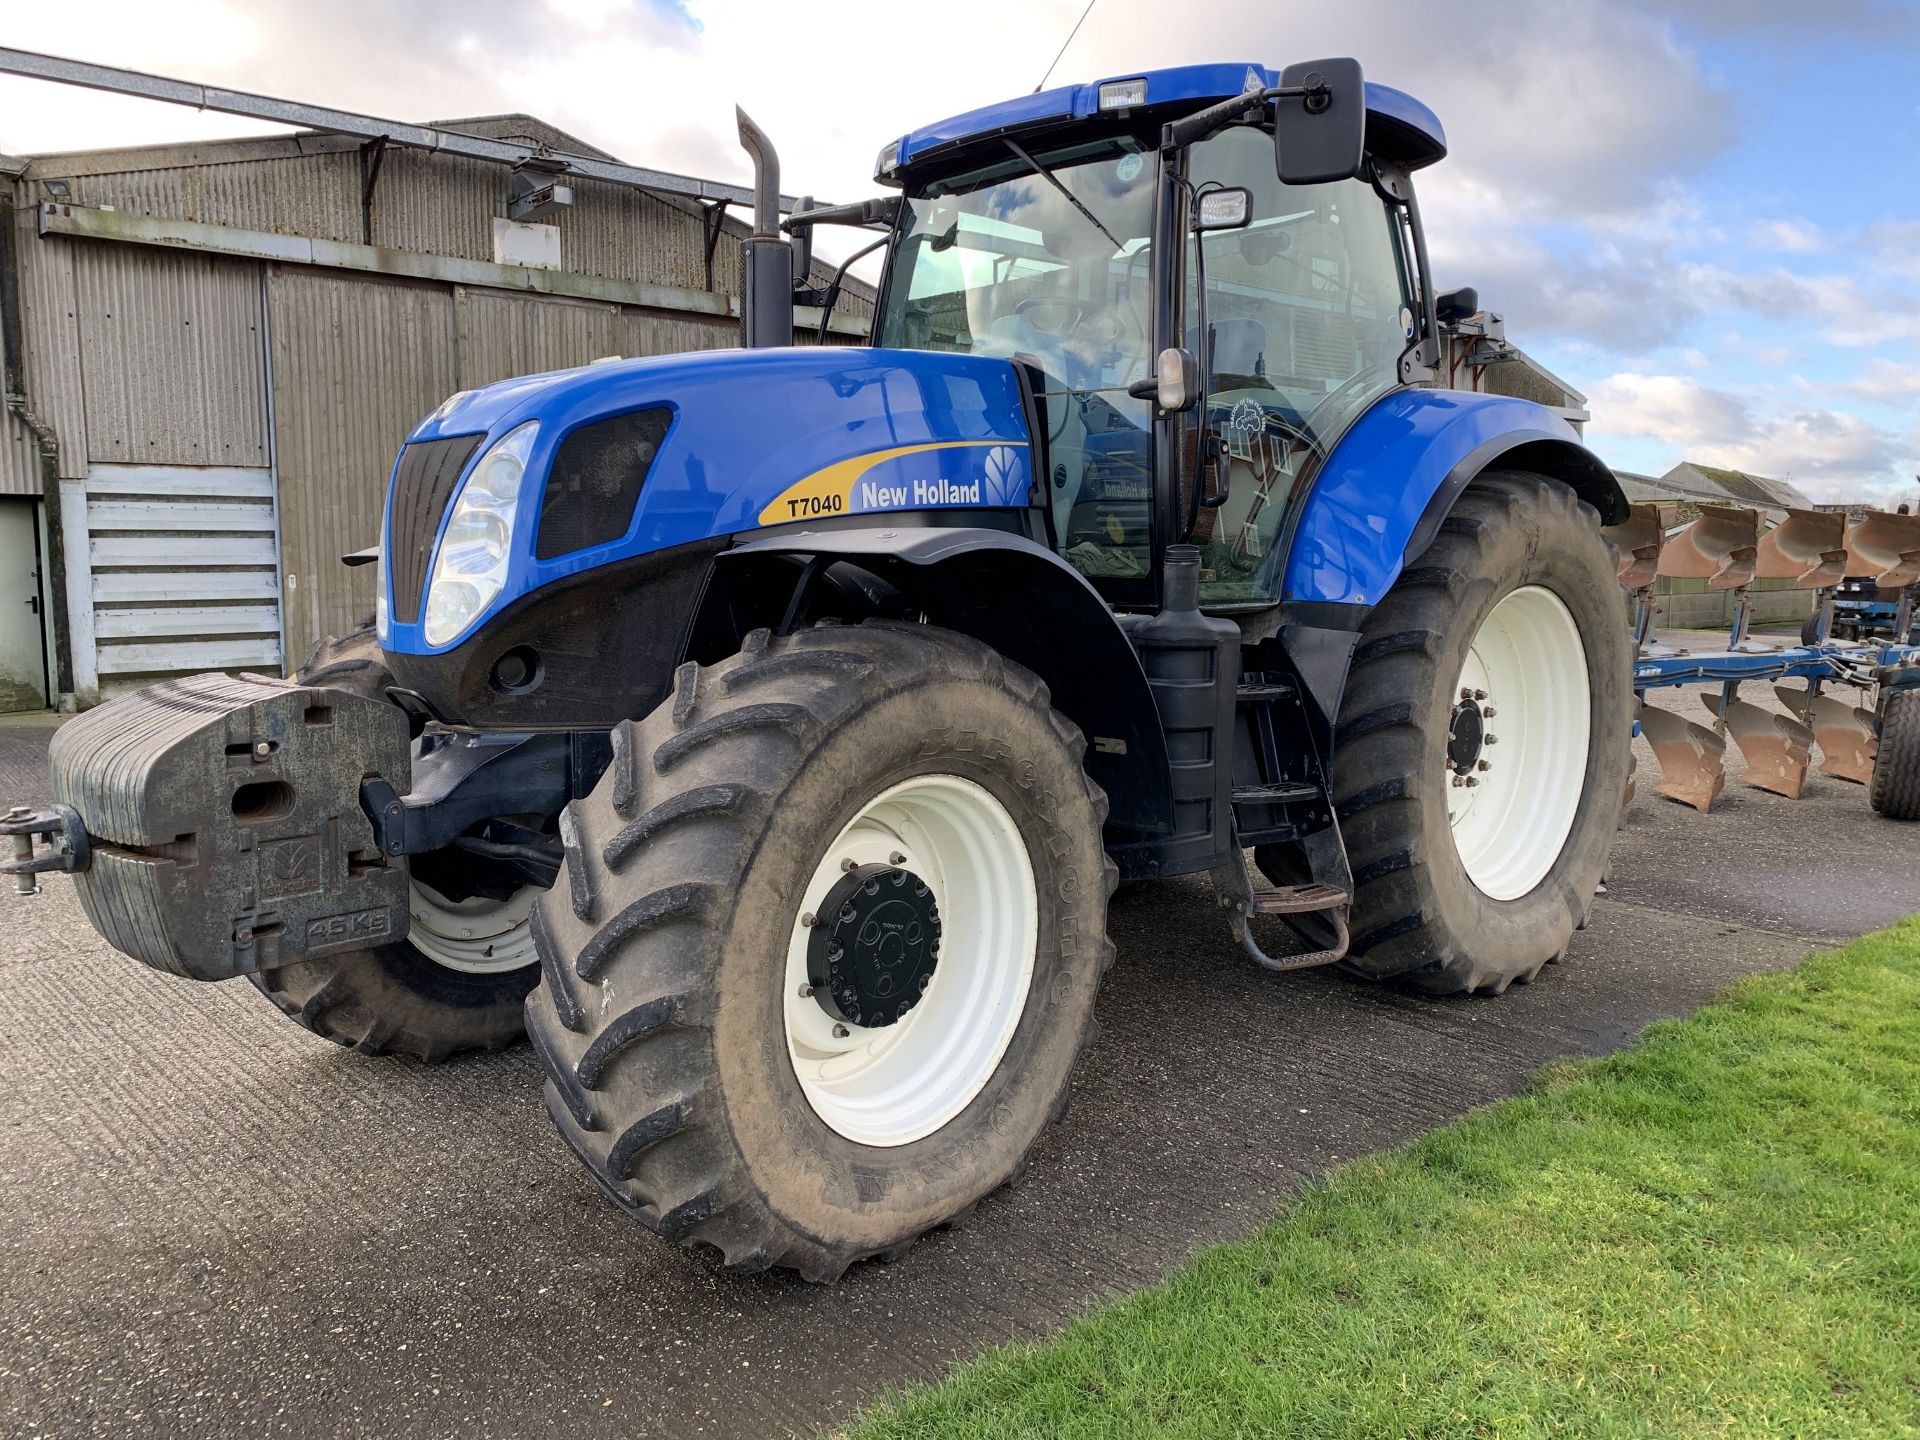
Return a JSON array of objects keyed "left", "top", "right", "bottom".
[{"left": 4, "top": 61, "right": 1634, "bottom": 1280}]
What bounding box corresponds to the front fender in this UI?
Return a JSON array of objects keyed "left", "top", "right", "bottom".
[
  {"left": 718, "top": 527, "right": 1174, "bottom": 835},
  {"left": 1280, "top": 389, "right": 1625, "bottom": 608}
]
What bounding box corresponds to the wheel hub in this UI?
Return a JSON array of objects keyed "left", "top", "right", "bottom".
[
  {"left": 806, "top": 864, "right": 941, "bottom": 1029},
  {"left": 1448, "top": 694, "right": 1488, "bottom": 775}
]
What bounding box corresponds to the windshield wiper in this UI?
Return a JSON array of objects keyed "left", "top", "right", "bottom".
[{"left": 1004, "top": 139, "right": 1123, "bottom": 253}]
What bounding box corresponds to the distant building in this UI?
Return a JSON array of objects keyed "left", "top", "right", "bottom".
[{"left": 1632, "top": 462, "right": 1813, "bottom": 513}]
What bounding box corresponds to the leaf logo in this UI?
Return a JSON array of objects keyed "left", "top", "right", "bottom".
[{"left": 983, "top": 445, "right": 1028, "bottom": 505}]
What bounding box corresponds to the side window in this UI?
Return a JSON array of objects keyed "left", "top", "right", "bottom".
[{"left": 1186, "top": 128, "right": 1411, "bottom": 605}]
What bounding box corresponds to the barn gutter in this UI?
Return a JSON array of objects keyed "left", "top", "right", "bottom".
[
  {"left": 0, "top": 46, "right": 812, "bottom": 214},
  {"left": 34, "top": 203, "right": 871, "bottom": 339}
]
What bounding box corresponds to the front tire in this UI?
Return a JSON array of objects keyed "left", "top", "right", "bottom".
[
  {"left": 248, "top": 622, "right": 539, "bottom": 1060},
  {"left": 525, "top": 623, "right": 1114, "bottom": 1280},
  {"left": 1330, "top": 471, "right": 1632, "bottom": 994}
]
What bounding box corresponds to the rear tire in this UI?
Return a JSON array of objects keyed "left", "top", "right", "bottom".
[
  {"left": 1331, "top": 471, "right": 1632, "bottom": 995},
  {"left": 1870, "top": 689, "right": 1920, "bottom": 821},
  {"left": 525, "top": 622, "right": 1114, "bottom": 1280},
  {"left": 247, "top": 622, "right": 538, "bottom": 1060},
  {"left": 1800, "top": 612, "right": 1822, "bottom": 646}
]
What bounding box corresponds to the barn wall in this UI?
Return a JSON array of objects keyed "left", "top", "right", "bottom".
[{"left": 268, "top": 267, "right": 459, "bottom": 662}]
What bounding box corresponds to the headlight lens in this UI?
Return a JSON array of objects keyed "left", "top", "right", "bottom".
[
  {"left": 374, "top": 545, "right": 390, "bottom": 645},
  {"left": 422, "top": 420, "right": 538, "bottom": 647}
]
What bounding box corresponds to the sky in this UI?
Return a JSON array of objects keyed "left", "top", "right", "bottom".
[{"left": 2, "top": 0, "right": 1916, "bottom": 505}]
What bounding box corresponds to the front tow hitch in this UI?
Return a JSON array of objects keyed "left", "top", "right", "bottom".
[{"left": 2, "top": 803, "right": 90, "bottom": 896}]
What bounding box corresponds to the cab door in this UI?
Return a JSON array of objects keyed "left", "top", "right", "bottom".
[{"left": 1183, "top": 126, "right": 1415, "bottom": 607}]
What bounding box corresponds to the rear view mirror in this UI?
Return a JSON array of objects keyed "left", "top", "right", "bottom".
[
  {"left": 1195, "top": 187, "right": 1252, "bottom": 231},
  {"left": 1274, "top": 57, "right": 1365, "bottom": 185}
]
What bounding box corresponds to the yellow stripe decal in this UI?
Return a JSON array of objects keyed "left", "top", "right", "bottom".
[{"left": 757, "top": 440, "right": 1025, "bottom": 527}]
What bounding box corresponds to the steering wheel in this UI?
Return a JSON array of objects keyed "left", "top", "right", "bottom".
[{"left": 1015, "top": 296, "right": 1127, "bottom": 347}]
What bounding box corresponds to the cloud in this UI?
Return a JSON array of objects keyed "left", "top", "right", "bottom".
[
  {"left": 1629, "top": 0, "right": 1920, "bottom": 37},
  {"left": 1837, "top": 358, "right": 1920, "bottom": 403},
  {"left": 1755, "top": 219, "right": 1827, "bottom": 253},
  {"left": 1587, "top": 372, "right": 1915, "bottom": 502}
]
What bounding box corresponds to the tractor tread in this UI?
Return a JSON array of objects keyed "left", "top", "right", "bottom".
[
  {"left": 1870, "top": 688, "right": 1920, "bottom": 820},
  {"left": 1296, "top": 470, "right": 1630, "bottom": 997},
  {"left": 526, "top": 621, "right": 1113, "bottom": 1281}
]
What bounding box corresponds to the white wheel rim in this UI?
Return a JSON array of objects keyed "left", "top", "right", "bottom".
[
  {"left": 1446, "top": 585, "right": 1590, "bottom": 901},
  {"left": 784, "top": 774, "right": 1038, "bottom": 1148},
  {"left": 407, "top": 876, "right": 537, "bottom": 974}
]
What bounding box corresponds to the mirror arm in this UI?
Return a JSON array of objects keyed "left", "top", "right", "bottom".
[
  {"left": 1162, "top": 83, "right": 1322, "bottom": 150},
  {"left": 783, "top": 196, "right": 901, "bottom": 231}
]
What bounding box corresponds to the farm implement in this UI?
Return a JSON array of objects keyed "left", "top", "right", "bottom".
[{"left": 1607, "top": 501, "right": 1920, "bottom": 816}]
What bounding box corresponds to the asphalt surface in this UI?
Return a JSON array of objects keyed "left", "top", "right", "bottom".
[{"left": 2, "top": 651, "right": 1916, "bottom": 1439}]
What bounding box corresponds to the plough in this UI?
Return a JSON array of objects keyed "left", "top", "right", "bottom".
[{"left": 1608, "top": 501, "right": 1920, "bottom": 813}]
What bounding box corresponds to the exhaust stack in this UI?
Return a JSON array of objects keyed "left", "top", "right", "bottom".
[{"left": 736, "top": 107, "right": 795, "bottom": 349}]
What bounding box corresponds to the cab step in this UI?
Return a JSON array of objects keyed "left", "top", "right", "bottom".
[
  {"left": 1209, "top": 844, "right": 1352, "bottom": 975},
  {"left": 1247, "top": 881, "right": 1347, "bottom": 915},
  {"left": 1232, "top": 781, "right": 1320, "bottom": 805},
  {"left": 1235, "top": 681, "right": 1295, "bottom": 702}
]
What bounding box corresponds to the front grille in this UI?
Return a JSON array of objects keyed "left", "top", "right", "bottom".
[
  {"left": 389, "top": 434, "right": 485, "bottom": 625},
  {"left": 534, "top": 408, "right": 672, "bottom": 561}
]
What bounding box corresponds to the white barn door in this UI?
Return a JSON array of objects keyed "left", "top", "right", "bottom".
[{"left": 62, "top": 464, "right": 284, "bottom": 703}]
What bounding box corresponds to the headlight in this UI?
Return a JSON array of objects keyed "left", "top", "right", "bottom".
[
  {"left": 375, "top": 545, "right": 390, "bottom": 645},
  {"left": 422, "top": 420, "right": 538, "bottom": 647}
]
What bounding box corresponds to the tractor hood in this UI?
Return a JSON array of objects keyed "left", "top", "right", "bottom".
[{"left": 386, "top": 346, "right": 1036, "bottom": 655}]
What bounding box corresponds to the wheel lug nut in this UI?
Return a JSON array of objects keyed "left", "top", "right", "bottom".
[
  {"left": 1474, "top": 689, "right": 1487, "bottom": 701},
  {"left": 840, "top": 857, "right": 857, "bottom": 872},
  {"left": 832, "top": 1023, "right": 850, "bottom": 1039},
  {"left": 888, "top": 851, "right": 906, "bottom": 865},
  {"left": 1459, "top": 687, "right": 1474, "bottom": 701},
  {"left": 1451, "top": 774, "right": 1465, "bottom": 787},
  {"left": 1464, "top": 776, "right": 1479, "bottom": 787},
  {"left": 800, "top": 912, "right": 816, "bottom": 929},
  {"left": 1476, "top": 759, "right": 1491, "bottom": 772},
  {"left": 1481, "top": 706, "right": 1496, "bottom": 718},
  {"left": 1485, "top": 734, "right": 1499, "bottom": 746},
  {"left": 798, "top": 983, "right": 815, "bottom": 998}
]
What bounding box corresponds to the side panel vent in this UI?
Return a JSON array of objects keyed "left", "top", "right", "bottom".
[{"left": 534, "top": 408, "right": 672, "bottom": 561}]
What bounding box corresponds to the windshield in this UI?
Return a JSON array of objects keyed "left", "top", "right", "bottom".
[
  {"left": 877, "top": 139, "right": 1159, "bottom": 583},
  {"left": 1185, "top": 126, "right": 1413, "bottom": 605}
]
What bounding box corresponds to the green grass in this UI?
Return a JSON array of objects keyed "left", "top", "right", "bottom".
[{"left": 844, "top": 920, "right": 1920, "bottom": 1439}]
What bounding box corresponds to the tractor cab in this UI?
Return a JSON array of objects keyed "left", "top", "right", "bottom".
[{"left": 797, "top": 63, "right": 1449, "bottom": 611}]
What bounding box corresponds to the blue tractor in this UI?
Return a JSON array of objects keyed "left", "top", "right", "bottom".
[{"left": 5, "top": 61, "right": 1632, "bottom": 1279}]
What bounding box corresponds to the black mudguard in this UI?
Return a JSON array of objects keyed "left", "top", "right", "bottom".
[{"left": 719, "top": 526, "right": 1175, "bottom": 836}]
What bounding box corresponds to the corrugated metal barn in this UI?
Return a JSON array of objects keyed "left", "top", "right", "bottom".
[{"left": 0, "top": 112, "right": 871, "bottom": 710}]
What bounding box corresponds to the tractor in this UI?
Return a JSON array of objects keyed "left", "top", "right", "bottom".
[{"left": 4, "top": 61, "right": 1634, "bottom": 1280}]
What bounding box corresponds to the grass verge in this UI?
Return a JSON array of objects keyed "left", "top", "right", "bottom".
[{"left": 845, "top": 918, "right": 1920, "bottom": 1439}]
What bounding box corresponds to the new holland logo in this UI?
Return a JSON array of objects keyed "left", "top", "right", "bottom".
[{"left": 758, "top": 440, "right": 1029, "bottom": 526}]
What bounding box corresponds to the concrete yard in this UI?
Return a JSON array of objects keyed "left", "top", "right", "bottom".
[{"left": 2, "top": 665, "right": 1915, "bottom": 1439}]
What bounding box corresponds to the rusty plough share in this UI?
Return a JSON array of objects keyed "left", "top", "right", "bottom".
[{"left": 1606, "top": 502, "right": 1920, "bottom": 812}]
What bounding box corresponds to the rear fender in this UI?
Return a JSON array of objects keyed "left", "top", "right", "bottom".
[
  {"left": 710, "top": 527, "right": 1174, "bottom": 834},
  {"left": 1280, "top": 389, "right": 1626, "bottom": 608}
]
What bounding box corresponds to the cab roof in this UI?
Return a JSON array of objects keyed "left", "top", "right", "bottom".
[{"left": 893, "top": 62, "right": 1446, "bottom": 176}]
